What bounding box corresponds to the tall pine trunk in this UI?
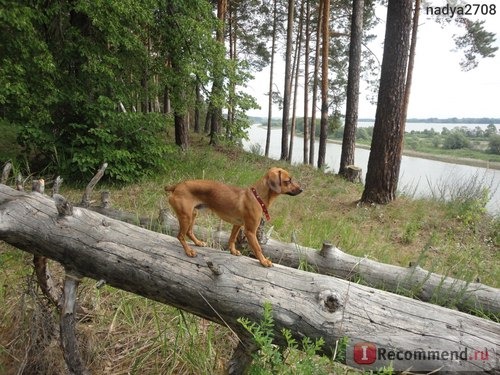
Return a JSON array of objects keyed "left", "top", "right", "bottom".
[
  {"left": 402, "top": 0, "right": 421, "bottom": 123},
  {"left": 361, "top": 0, "right": 413, "bottom": 204},
  {"left": 309, "top": 0, "right": 322, "bottom": 165},
  {"left": 280, "top": 0, "right": 295, "bottom": 161},
  {"left": 303, "top": 0, "right": 311, "bottom": 165},
  {"left": 209, "top": 0, "right": 227, "bottom": 145},
  {"left": 289, "top": 0, "right": 305, "bottom": 162},
  {"left": 317, "top": 0, "right": 330, "bottom": 169},
  {"left": 265, "top": 0, "right": 278, "bottom": 157},
  {"left": 339, "top": 0, "right": 364, "bottom": 178}
]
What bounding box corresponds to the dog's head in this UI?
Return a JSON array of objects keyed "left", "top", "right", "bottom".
[{"left": 266, "top": 167, "right": 303, "bottom": 196}]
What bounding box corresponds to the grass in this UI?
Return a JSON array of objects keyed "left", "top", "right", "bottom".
[{"left": 1, "top": 133, "right": 499, "bottom": 374}]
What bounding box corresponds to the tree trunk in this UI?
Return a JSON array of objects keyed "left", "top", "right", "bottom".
[
  {"left": 361, "top": 0, "right": 413, "bottom": 204},
  {"left": 194, "top": 82, "right": 201, "bottom": 133},
  {"left": 303, "top": 0, "right": 311, "bottom": 165},
  {"left": 280, "top": 0, "right": 294, "bottom": 161},
  {"left": 288, "top": 0, "right": 305, "bottom": 162},
  {"left": 265, "top": 0, "right": 278, "bottom": 158},
  {"left": 209, "top": 0, "right": 227, "bottom": 146},
  {"left": 0, "top": 185, "right": 498, "bottom": 374},
  {"left": 174, "top": 113, "right": 188, "bottom": 151},
  {"left": 70, "top": 199, "right": 500, "bottom": 318},
  {"left": 402, "top": 0, "right": 421, "bottom": 125},
  {"left": 309, "top": 0, "right": 322, "bottom": 166},
  {"left": 158, "top": 211, "right": 499, "bottom": 317},
  {"left": 317, "top": 0, "right": 330, "bottom": 169},
  {"left": 339, "top": 0, "right": 365, "bottom": 178}
]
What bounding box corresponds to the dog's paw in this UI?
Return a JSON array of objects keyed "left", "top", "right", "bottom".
[
  {"left": 260, "top": 258, "right": 273, "bottom": 267},
  {"left": 185, "top": 249, "right": 198, "bottom": 257},
  {"left": 194, "top": 240, "right": 207, "bottom": 247},
  {"left": 230, "top": 248, "right": 242, "bottom": 256}
]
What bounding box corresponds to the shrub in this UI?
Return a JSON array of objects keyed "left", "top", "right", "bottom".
[
  {"left": 71, "top": 113, "right": 173, "bottom": 182},
  {"left": 488, "top": 134, "right": 500, "bottom": 155},
  {"left": 19, "top": 109, "right": 173, "bottom": 182},
  {"left": 442, "top": 132, "right": 471, "bottom": 149},
  {"left": 238, "top": 302, "right": 336, "bottom": 374}
]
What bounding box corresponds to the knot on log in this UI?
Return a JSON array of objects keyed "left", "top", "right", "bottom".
[
  {"left": 206, "top": 258, "right": 223, "bottom": 276},
  {"left": 53, "top": 194, "right": 73, "bottom": 216},
  {"left": 319, "top": 242, "right": 334, "bottom": 257},
  {"left": 318, "top": 290, "right": 342, "bottom": 313}
]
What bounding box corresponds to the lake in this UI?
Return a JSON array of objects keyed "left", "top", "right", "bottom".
[{"left": 243, "top": 123, "right": 500, "bottom": 215}]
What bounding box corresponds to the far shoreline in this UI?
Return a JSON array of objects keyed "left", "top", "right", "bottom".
[
  {"left": 328, "top": 139, "right": 500, "bottom": 171},
  {"left": 250, "top": 123, "right": 500, "bottom": 171}
]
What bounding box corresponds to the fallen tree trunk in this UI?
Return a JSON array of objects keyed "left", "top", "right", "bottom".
[
  {"left": 0, "top": 184, "right": 499, "bottom": 374},
  {"left": 158, "top": 210, "right": 500, "bottom": 317}
]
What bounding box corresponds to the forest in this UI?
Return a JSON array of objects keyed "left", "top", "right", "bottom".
[
  {"left": 1, "top": 0, "right": 499, "bottom": 374},
  {"left": 1, "top": 0, "right": 497, "bottom": 200}
]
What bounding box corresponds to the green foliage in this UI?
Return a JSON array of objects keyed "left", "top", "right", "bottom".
[
  {"left": 442, "top": 131, "right": 471, "bottom": 149},
  {"left": 448, "top": 186, "right": 490, "bottom": 227},
  {"left": 238, "top": 302, "right": 334, "bottom": 374},
  {"left": 68, "top": 113, "right": 172, "bottom": 182},
  {"left": 402, "top": 219, "right": 421, "bottom": 245},
  {"left": 453, "top": 19, "right": 498, "bottom": 71},
  {"left": 1, "top": 0, "right": 257, "bottom": 180},
  {"left": 488, "top": 134, "right": 500, "bottom": 155}
]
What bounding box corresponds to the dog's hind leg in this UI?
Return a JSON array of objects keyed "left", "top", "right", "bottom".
[
  {"left": 228, "top": 225, "right": 242, "bottom": 256},
  {"left": 175, "top": 212, "right": 198, "bottom": 257},
  {"left": 187, "top": 208, "right": 206, "bottom": 248}
]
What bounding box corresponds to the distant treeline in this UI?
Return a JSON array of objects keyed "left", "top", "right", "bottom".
[
  {"left": 361, "top": 118, "right": 500, "bottom": 125},
  {"left": 250, "top": 116, "right": 499, "bottom": 126}
]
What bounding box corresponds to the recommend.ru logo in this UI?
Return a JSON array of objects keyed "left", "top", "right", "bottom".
[{"left": 349, "top": 341, "right": 493, "bottom": 372}]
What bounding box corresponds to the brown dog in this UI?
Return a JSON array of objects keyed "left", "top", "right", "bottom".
[{"left": 165, "top": 167, "right": 302, "bottom": 267}]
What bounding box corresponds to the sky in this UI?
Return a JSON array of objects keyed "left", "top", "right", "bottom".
[{"left": 245, "top": 1, "right": 500, "bottom": 120}]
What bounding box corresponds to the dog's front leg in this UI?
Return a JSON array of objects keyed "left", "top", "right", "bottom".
[{"left": 244, "top": 229, "right": 272, "bottom": 267}]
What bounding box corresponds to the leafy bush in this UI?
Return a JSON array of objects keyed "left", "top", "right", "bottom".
[
  {"left": 238, "top": 302, "right": 340, "bottom": 374},
  {"left": 18, "top": 109, "right": 173, "bottom": 182},
  {"left": 442, "top": 132, "right": 471, "bottom": 149},
  {"left": 488, "top": 134, "right": 500, "bottom": 155},
  {"left": 71, "top": 113, "right": 172, "bottom": 182}
]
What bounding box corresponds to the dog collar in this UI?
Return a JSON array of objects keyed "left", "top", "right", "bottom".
[{"left": 251, "top": 188, "right": 270, "bottom": 221}]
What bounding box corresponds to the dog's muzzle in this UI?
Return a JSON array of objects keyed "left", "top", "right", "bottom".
[{"left": 286, "top": 188, "right": 303, "bottom": 196}]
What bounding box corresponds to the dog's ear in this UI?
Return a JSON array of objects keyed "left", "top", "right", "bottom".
[{"left": 267, "top": 169, "right": 282, "bottom": 193}]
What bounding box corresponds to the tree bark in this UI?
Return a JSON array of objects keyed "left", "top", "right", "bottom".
[
  {"left": 209, "top": 0, "right": 227, "bottom": 146},
  {"left": 1, "top": 184, "right": 498, "bottom": 374},
  {"left": 317, "top": 0, "right": 330, "bottom": 169},
  {"left": 303, "top": 0, "right": 311, "bottom": 165},
  {"left": 280, "top": 0, "right": 294, "bottom": 161},
  {"left": 309, "top": 0, "right": 322, "bottom": 166},
  {"left": 401, "top": 0, "right": 421, "bottom": 126},
  {"left": 288, "top": 0, "right": 304, "bottom": 162},
  {"left": 158, "top": 211, "right": 499, "bottom": 317},
  {"left": 339, "top": 0, "right": 364, "bottom": 178},
  {"left": 265, "top": 0, "right": 278, "bottom": 158},
  {"left": 81, "top": 196, "right": 500, "bottom": 317},
  {"left": 174, "top": 113, "right": 188, "bottom": 151},
  {"left": 361, "top": 0, "right": 413, "bottom": 204}
]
